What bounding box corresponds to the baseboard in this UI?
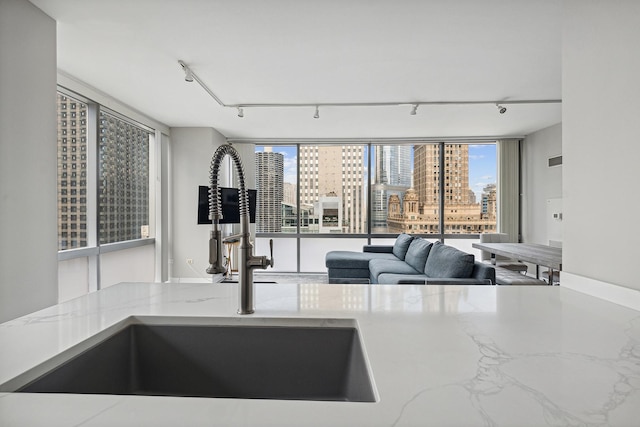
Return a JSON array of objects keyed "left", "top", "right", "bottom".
[{"left": 561, "top": 272, "right": 640, "bottom": 312}]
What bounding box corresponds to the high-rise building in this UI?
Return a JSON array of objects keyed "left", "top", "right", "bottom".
[
  {"left": 283, "top": 182, "right": 297, "bottom": 206},
  {"left": 318, "top": 192, "right": 342, "bottom": 233},
  {"left": 371, "top": 145, "right": 412, "bottom": 232},
  {"left": 388, "top": 144, "right": 496, "bottom": 234},
  {"left": 97, "top": 111, "right": 150, "bottom": 244},
  {"left": 468, "top": 189, "right": 477, "bottom": 204},
  {"left": 481, "top": 184, "right": 497, "bottom": 216},
  {"left": 414, "top": 144, "right": 473, "bottom": 208},
  {"left": 57, "top": 93, "right": 88, "bottom": 250},
  {"left": 299, "top": 145, "right": 366, "bottom": 233},
  {"left": 255, "top": 150, "right": 284, "bottom": 232}
]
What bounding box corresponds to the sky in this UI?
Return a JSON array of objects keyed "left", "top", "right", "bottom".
[
  {"left": 256, "top": 144, "right": 497, "bottom": 200},
  {"left": 468, "top": 144, "right": 497, "bottom": 198}
]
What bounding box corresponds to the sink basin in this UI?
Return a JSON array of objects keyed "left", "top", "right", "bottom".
[{"left": 15, "top": 317, "right": 376, "bottom": 402}]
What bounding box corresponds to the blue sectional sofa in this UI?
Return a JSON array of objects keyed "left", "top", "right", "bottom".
[{"left": 325, "top": 234, "right": 495, "bottom": 285}]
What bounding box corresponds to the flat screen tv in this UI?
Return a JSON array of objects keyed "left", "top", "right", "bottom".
[{"left": 197, "top": 186, "right": 257, "bottom": 224}]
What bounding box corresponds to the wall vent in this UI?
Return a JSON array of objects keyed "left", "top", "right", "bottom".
[{"left": 548, "top": 155, "right": 562, "bottom": 167}]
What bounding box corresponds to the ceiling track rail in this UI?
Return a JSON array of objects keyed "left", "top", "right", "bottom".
[{"left": 177, "top": 60, "right": 561, "bottom": 112}]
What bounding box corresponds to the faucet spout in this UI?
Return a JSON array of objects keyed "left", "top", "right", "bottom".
[{"left": 207, "top": 144, "right": 273, "bottom": 314}]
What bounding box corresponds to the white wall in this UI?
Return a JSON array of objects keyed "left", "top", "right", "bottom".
[
  {"left": 170, "top": 128, "right": 225, "bottom": 280},
  {"left": 563, "top": 0, "right": 640, "bottom": 293},
  {"left": 100, "top": 245, "right": 156, "bottom": 289},
  {"left": 58, "top": 257, "right": 89, "bottom": 302},
  {"left": 521, "top": 123, "right": 562, "bottom": 244},
  {"left": 170, "top": 129, "right": 259, "bottom": 281},
  {"left": 170, "top": 131, "right": 258, "bottom": 281},
  {"left": 0, "top": 0, "right": 58, "bottom": 322}
]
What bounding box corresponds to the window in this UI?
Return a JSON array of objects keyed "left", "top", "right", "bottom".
[
  {"left": 371, "top": 144, "right": 418, "bottom": 234},
  {"left": 253, "top": 141, "right": 495, "bottom": 238},
  {"left": 255, "top": 144, "right": 369, "bottom": 234},
  {"left": 255, "top": 146, "right": 295, "bottom": 233},
  {"left": 299, "top": 144, "right": 367, "bottom": 234},
  {"left": 57, "top": 93, "right": 88, "bottom": 250},
  {"left": 57, "top": 91, "right": 152, "bottom": 248},
  {"left": 442, "top": 143, "right": 497, "bottom": 235},
  {"left": 98, "top": 111, "right": 150, "bottom": 244}
]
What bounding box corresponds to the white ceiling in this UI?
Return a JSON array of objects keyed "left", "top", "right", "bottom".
[{"left": 30, "top": 0, "right": 562, "bottom": 139}]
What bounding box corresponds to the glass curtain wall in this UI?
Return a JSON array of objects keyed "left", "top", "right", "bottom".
[
  {"left": 254, "top": 142, "right": 496, "bottom": 271},
  {"left": 255, "top": 144, "right": 369, "bottom": 234},
  {"left": 254, "top": 142, "right": 496, "bottom": 238}
]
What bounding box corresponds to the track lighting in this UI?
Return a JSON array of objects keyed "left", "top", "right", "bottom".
[
  {"left": 178, "top": 60, "right": 194, "bottom": 82},
  {"left": 184, "top": 68, "right": 194, "bottom": 82},
  {"left": 177, "top": 60, "right": 225, "bottom": 106},
  {"left": 177, "top": 60, "right": 561, "bottom": 117}
]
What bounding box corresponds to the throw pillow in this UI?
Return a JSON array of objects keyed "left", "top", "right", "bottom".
[
  {"left": 424, "top": 242, "right": 475, "bottom": 278},
  {"left": 404, "top": 238, "right": 433, "bottom": 272},
  {"left": 392, "top": 233, "right": 414, "bottom": 260}
]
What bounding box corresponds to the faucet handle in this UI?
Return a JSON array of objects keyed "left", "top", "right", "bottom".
[{"left": 269, "top": 238, "right": 274, "bottom": 268}]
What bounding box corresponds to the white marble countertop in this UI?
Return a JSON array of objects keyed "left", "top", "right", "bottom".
[{"left": 1, "top": 282, "right": 639, "bottom": 426}]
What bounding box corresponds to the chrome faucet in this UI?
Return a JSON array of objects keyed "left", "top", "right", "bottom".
[{"left": 206, "top": 143, "right": 273, "bottom": 314}]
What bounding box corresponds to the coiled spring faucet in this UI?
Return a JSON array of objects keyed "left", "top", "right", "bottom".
[{"left": 206, "top": 143, "right": 273, "bottom": 314}]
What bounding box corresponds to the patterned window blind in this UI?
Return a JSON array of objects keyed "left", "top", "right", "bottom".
[{"left": 98, "top": 111, "right": 150, "bottom": 244}]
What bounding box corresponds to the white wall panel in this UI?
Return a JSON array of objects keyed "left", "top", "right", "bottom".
[
  {"left": 563, "top": 0, "right": 640, "bottom": 291},
  {"left": 0, "top": 0, "right": 57, "bottom": 322}
]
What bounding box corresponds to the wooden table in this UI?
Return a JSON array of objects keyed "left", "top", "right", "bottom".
[{"left": 472, "top": 242, "right": 562, "bottom": 284}]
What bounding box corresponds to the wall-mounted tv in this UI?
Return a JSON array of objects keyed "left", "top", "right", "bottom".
[{"left": 197, "top": 186, "right": 257, "bottom": 224}]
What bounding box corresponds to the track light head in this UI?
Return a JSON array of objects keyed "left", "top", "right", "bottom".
[
  {"left": 410, "top": 104, "right": 418, "bottom": 115},
  {"left": 178, "top": 60, "right": 194, "bottom": 82},
  {"left": 496, "top": 104, "right": 507, "bottom": 114},
  {"left": 237, "top": 107, "right": 244, "bottom": 118},
  {"left": 314, "top": 106, "right": 320, "bottom": 119}
]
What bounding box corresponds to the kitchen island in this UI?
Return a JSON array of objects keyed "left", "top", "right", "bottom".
[{"left": 1, "top": 282, "right": 639, "bottom": 426}]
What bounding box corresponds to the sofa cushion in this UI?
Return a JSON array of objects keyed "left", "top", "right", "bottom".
[
  {"left": 363, "top": 245, "right": 394, "bottom": 254},
  {"left": 404, "top": 238, "right": 433, "bottom": 272},
  {"left": 424, "top": 242, "right": 474, "bottom": 278},
  {"left": 369, "top": 259, "right": 421, "bottom": 284},
  {"left": 392, "top": 233, "right": 414, "bottom": 260},
  {"left": 325, "top": 251, "right": 397, "bottom": 269}
]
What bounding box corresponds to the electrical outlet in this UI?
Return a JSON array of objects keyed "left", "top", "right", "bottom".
[{"left": 186, "top": 258, "right": 194, "bottom": 265}]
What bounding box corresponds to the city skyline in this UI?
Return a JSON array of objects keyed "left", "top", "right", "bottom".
[{"left": 255, "top": 144, "right": 496, "bottom": 200}]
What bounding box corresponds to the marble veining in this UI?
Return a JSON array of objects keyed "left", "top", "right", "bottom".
[{"left": 1, "top": 282, "right": 639, "bottom": 426}]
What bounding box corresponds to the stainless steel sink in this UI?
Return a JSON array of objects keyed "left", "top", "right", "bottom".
[{"left": 15, "top": 317, "right": 376, "bottom": 402}]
